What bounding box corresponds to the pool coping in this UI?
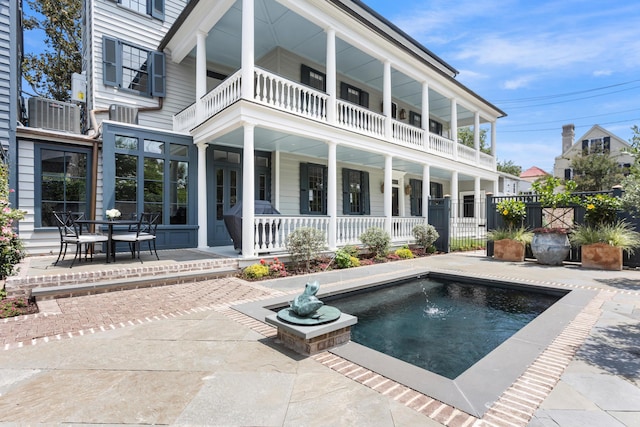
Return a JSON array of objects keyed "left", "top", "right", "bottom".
[{"left": 233, "top": 269, "right": 598, "bottom": 418}]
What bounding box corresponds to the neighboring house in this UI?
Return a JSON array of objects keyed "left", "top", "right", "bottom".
[
  {"left": 496, "top": 171, "right": 525, "bottom": 196},
  {"left": 15, "top": 0, "right": 506, "bottom": 257},
  {"left": 519, "top": 166, "right": 550, "bottom": 193},
  {"left": 553, "top": 124, "right": 633, "bottom": 181}
]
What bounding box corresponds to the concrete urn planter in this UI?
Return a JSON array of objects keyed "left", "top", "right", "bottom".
[
  {"left": 581, "top": 243, "right": 623, "bottom": 271},
  {"left": 493, "top": 239, "right": 526, "bottom": 262},
  {"left": 531, "top": 232, "right": 570, "bottom": 266}
]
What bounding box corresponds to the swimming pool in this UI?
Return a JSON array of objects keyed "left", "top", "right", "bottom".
[
  {"left": 325, "top": 277, "right": 560, "bottom": 379},
  {"left": 235, "top": 270, "right": 595, "bottom": 417}
]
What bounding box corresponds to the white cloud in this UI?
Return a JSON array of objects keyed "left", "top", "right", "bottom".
[
  {"left": 593, "top": 70, "right": 613, "bottom": 77},
  {"left": 503, "top": 75, "right": 537, "bottom": 90}
]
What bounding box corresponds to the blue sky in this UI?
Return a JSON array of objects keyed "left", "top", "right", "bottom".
[{"left": 363, "top": 0, "right": 640, "bottom": 173}]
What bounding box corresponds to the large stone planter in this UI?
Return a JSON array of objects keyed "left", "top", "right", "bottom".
[
  {"left": 493, "top": 239, "right": 525, "bottom": 262},
  {"left": 581, "top": 243, "right": 623, "bottom": 271},
  {"left": 531, "top": 232, "right": 570, "bottom": 265}
]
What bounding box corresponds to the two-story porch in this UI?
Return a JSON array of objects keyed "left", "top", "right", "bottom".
[{"left": 161, "top": 0, "right": 505, "bottom": 257}]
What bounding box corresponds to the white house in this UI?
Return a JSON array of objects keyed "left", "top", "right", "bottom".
[
  {"left": 16, "top": 0, "right": 506, "bottom": 257},
  {"left": 554, "top": 124, "right": 633, "bottom": 181}
]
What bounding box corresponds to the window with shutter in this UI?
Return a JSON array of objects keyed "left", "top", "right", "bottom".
[
  {"left": 102, "top": 38, "right": 165, "bottom": 97},
  {"left": 339, "top": 82, "right": 369, "bottom": 108},
  {"left": 114, "top": 0, "right": 164, "bottom": 20},
  {"left": 300, "top": 163, "right": 327, "bottom": 215},
  {"left": 342, "top": 168, "right": 370, "bottom": 215}
]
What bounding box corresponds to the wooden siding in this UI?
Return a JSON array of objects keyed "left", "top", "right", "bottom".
[{"left": 0, "top": 0, "right": 12, "bottom": 146}]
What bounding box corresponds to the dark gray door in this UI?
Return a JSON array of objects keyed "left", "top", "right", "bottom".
[{"left": 208, "top": 165, "right": 240, "bottom": 246}]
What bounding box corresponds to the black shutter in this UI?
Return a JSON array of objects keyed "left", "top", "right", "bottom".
[
  {"left": 342, "top": 168, "right": 350, "bottom": 214},
  {"left": 582, "top": 139, "right": 589, "bottom": 154},
  {"left": 410, "top": 178, "right": 419, "bottom": 216},
  {"left": 151, "top": 0, "right": 164, "bottom": 20},
  {"left": 300, "top": 163, "right": 309, "bottom": 214},
  {"left": 362, "top": 171, "right": 370, "bottom": 215},
  {"left": 323, "top": 167, "right": 328, "bottom": 214},
  {"left": 102, "top": 36, "right": 119, "bottom": 87},
  {"left": 301, "top": 64, "right": 311, "bottom": 86},
  {"left": 339, "top": 82, "right": 348, "bottom": 101},
  {"left": 360, "top": 90, "right": 369, "bottom": 108},
  {"left": 603, "top": 136, "right": 611, "bottom": 153},
  {"left": 564, "top": 168, "right": 572, "bottom": 180},
  {"left": 149, "top": 51, "right": 166, "bottom": 97}
]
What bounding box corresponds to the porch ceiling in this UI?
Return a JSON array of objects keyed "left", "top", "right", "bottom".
[
  {"left": 193, "top": 0, "right": 477, "bottom": 126},
  {"left": 211, "top": 127, "right": 454, "bottom": 180}
]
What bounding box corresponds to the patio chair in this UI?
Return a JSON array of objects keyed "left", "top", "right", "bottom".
[
  {"left": 52, "top": 211, "right": 108, "bottom": 267},
  {"left": 111, "top": 212, "right": 160, "bottom": 262}
]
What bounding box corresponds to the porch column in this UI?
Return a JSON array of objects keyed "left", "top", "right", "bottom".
[
  {"left": 384, "top": 155, "right": 393, "bottom": 236},
  {"left": 474, "top": 111, "right": 480, "bottom": 163},
  {"left": 273, "top": 151, "right": 281, "bottom": 210},
  {"left": 491, "top": 120, "right": 497, "bottom": 168},
  {"left": 422, "top": 82, "right": 429, "bottom": 149},
  {"left": 242, "top": 123, "right": 256, "bottom": 258},
  {"left": 422, "top": 164, "right": 430, "bottom": 225},
  {"left": 450, "top": 170, "right": 459, "bottom": 220},
  {"left": 493, "top": 179, "right": 499, "bottom": 195},
  {"left": 474, "top": 175, "right": 481, "bottom": 217},
  {"left": 196, "top": 31, "right": 208, "bottom": 122},
  {"left": 383, "top": 61, "right": 392, "bottom": 139},
  {"left": 241, "top": 0, "right": 255, "bottom": 100},
  {"left": 451, "top": 98, "right": 458, "bottom": 160},
  {"left": 327, "top": 141, "right": 337, "bottom": 250},
  {"left": 197, "top": 142, "right": 208, "bottom": 248},
  {"left": 326, "top": 28, "right": 336, "bottom": 124}
]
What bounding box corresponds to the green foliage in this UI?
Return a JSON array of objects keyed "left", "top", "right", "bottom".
[
  {"left": 412, "top": 224, "right": 439, "bottom": 249},
  {"left": 582, "top": 194, "right": 622, "bottom": 227},
  {"left": 394, "top": 248, "right": 414, "bottom": 259},
  {"left": 496, "top": 159, "right": 522, "bottom": 176},
  {"left": 359, "top": 227, "right": 390, "bottom": 259},
  {"left": 242, "top": 263, "right": 269, "bottom": 279},
  {"left": 531, "top": 176, "right": 579, "bottom": 208},
  {"left": 341, "top": 245, "right": 359, "bottom": 257},
  {"left": 570, "top": 147, "right": 624, "bottom": 191},
  {"left": 496, "top": 199, "right": 526, "bottom": 230},
  {"left": 0, "top": 164, "right": 25, "bottom": 279},
  {"left": 350, "top": 256, "right": 360, "bottom": 267},
  {"left": 457, "top": 127, "right": 490, "bottom": 154},
  {"left": 286, "top": 227, "right": 326, "bottom": 272},
  {"left": 22, "top": 0, "right": 82, "bottom": 101},
  {"left": 335, "top": 248, "right": 354, "bottom": 269},
  {"left": 487, "top": 227, "right": 533, "bottom": 244},
  {"left": 450, "top": 238, "right": 485, "bottom": 252},
  {"left": 622, "top": 125, "right": 640, "bottom": 217},
  {"left": 570, "top": 221, "right": 640, "bottom": 253}
]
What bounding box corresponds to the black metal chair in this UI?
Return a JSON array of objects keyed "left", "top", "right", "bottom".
[
  {"left": 52, "top": 211, "right": 108, "bottom": 267},
  {"left": 111, "top": 212, "right": 160, "bottom": 262}
]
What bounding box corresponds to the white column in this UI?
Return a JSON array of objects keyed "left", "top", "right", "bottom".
[
  {"left": 241, "top": 0, "right": 254, "bottom": 100},
  {"left": 422, "top": 164, "right": 430, "bottom": 225},
  {"left": 273, "top": 151, "right": 280, "bottom": 210},
  {"left": 450, "top": 170, "right": 459, "bottom": 220},
  {"left": 474, "top": 175, "right": 481, "bottom": 216},
  {"left": 491, "top": 120, "right": 497, "bottom": 169},
  {"left": 241, "top": 123, "right": 255, "bottom": 258},
  {"left": 493, "top": 179, "right": 499, "bottom": 195},
  {"left": 383, "top": 61, "right": 392, "bottom": 139},
  {"left": 451, "top": 98, "right": 458, "bottom": 160},
  {"left": 326, "top": 28, "right": 336, "bottom": 124},
  {"left": 197, "top": 142, "right": 208, "bottom": 248},
  {"left": 474, "top": 111, "right": 480, "bottom": 163},
  {"left": 422, "top": 82, "right": 429, "bottom": 149},
  {"left": 196, "top": 31, "right": 208, "bottom": 122},
  {"left": 327, "top": 141, "right": 337, "bottom": 250},
  {"left": 384, "top": 155, "right": 393, "bottom": 236}
]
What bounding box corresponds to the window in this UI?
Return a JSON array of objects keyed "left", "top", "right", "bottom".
[
  {"left": 301, "top": 65, "right": 326, "bottom": 91},
  {"left": 429, "top": 119, "right": 443, "bottom": 136},
  {"left": 581, "top": 136, "right": 611, "bottom": 154},
  {"left": 463, "top": 195, "right": 475, "bottom": 218},
  {"left": 103, "top": 37, "right": 165, "bottom": 97},
  {"left": 112, "top": 132, "right": 193, "bottom": 225},
  {"left": 564, "top": 168, "right": 572, "bottom": 180},
  {"left": 342, "top": 168, "right": 370, "bottom": 215},
  {"left": 112, "top": 0, "right": 164, "bottom": 20},
  {"left": 409, "top": 111, "right": 422, "bottom": 128},
  {"left": 410, "top": 179, "right": 422, "bottom": 216},
  {"left": 340, "top": 82, "right": 369, "bottom": 108},
  {"left": 36, "top": 145, "right": 91, "bottom": 227},
  {"left": 300, "top": 163, "right": 327, "bottom": 214}
]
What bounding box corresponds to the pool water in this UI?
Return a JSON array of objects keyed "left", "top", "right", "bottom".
[{"left": 327, "top": 278, "right": 560, "bottom": 379}]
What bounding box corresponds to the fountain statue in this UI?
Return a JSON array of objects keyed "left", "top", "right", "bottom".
[{"left": 277, "top": 280, "right": 341, "bottom": 325}]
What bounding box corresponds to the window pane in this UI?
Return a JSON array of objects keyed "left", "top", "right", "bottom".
[
  {"left": 170, "top": 144, "right": 188, "bottom": 157},
  {"left": 122, "top": 43, "right": 149, "bottom": 93},
  {"left": 170, "top": 160, "right": 188, "bottom": 224},
  {"left": 144, "top": 158, "right": 164, "bottom": 204},
  {"left": 349, "top": 170, "right": 362, "bottom": 213},
  {"left": 308, "top": 165, "right": 325, "bottom": 213},
  {"left": 115, "top": 135, "right": 138, "bottom": 150},
  {"left": 144, "top": 139, "right": 164, "bottom": 154},
  {"left": 120, "top": 0, "right": 146, "bottom": 14},
  {"left": 115, "top": 154, "right": 137, "bottom": 205}
]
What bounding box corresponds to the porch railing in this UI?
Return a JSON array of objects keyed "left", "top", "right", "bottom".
[
  {"left": 428, "top": 133, "right": 455, "bottom": 157},
  {"left": 201, "top": 70, "right": 242, "bottom": 121},
  {"left": 393, "top": 120, "right": 425, "bottom": 149},
  {"left": 336, "top": 100, "right": 385, "bottom": 138},
  {"left": 457, "top": 144, "right": 477, "bottom": 163}
]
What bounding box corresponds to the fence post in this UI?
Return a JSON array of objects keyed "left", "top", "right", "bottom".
[{"left": 486, "top": 192, "right": 494, "bottom": 257}]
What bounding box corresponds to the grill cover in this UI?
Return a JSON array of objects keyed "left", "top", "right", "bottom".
[{"left": 223, "top": 200, "right": 281, "bottom": 250}]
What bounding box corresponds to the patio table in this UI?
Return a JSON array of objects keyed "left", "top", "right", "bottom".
[{"left": 75, "top": 219, "right": 139, "bottom": 263}]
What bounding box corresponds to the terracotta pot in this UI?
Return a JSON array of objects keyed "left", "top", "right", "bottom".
[
  {"left": 531, "top": 232, "right": 570, "bottom": 265},
  {"left": 581, "top": 243, "right": 623, "bottom": 271},
  {"left": 493, "top": 239, "right": 525, "bottom": 262}
]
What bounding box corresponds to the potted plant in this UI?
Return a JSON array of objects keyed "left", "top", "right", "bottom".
[
  {"left": 570, "top": 194, "right": 640, "bottom": 270},
  {"left": 530, "top": 177, "right": 580, "bottom": 265},
  {"left": 487, "top": 199, "right": 532, "bottom": 262}
]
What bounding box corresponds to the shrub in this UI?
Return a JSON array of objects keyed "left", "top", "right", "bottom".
[
  {"left": 496, "top": 199, "right": 526, "bottom": 230},
  {"left": 359, "top": 227, "right": 390, "bottom": 259},
  {"left": 335, "top": 248, "right": 353, "bottom": 269},
  {"left": 342, "top": 245, "right": 359, "bottom": 257},
  {"left": 394, "top": 247, "right": 414, "bottom": 259},
  {"left": 412, "top": 224, "right": 439, "bottom": 250},
  {"left": 243, "top": 263, "right": 269, "bottom": 279},
  {"left": 0, "top": 164, "right": 25, "bottom": 279},
  {"left": 582, "top": 194, "right": 622, "bottom": 227},
  {"left": 350, "top": 256, "right": 360, "bottom": 267},
  {"left": 286, "top": 227, "right": 326, "bottom": 272}
]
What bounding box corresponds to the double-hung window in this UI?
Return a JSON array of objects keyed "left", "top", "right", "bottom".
[
  {"left": 103, "top": 37, "right": 166, "bottom": 97},
  {"left": 300, "top": 163, "right": 327, "bottom": 215},
  {"left": 111, "top": 0, "right": 164, "bottom": 20},
  {"left": 340, "top": 82, "right": 369, "bottom": 108},
  {"left": 342, "top": 168, "right": 370, "bottom": 215}
]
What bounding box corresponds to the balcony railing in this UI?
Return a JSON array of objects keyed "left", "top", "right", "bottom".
[{"left": 173, "top": 69, "right": 494, "bottom": 170}]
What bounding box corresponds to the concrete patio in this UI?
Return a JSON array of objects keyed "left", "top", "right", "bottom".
[{"left": 1, "top": 251, "right": 639, "bottom": 426}]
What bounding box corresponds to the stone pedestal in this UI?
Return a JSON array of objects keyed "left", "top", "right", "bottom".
[
  {"left": 581, "top": 243, "right": 623, "bottom": 271},
  {"left": 265, "top": 312, "right": 357, "bottom": 356}
]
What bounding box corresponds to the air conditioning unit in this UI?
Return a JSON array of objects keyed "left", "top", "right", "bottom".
[
  {"left": 109, "top": 104, "right": 139, "bottom": 124},
  {"left": 28, "top": 97, "right": 81, "bottom": 134}
]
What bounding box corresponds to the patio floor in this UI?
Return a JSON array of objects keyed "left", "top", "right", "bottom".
[{"left": 1, "top": 251, "right": 639, "bottom": 426}]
